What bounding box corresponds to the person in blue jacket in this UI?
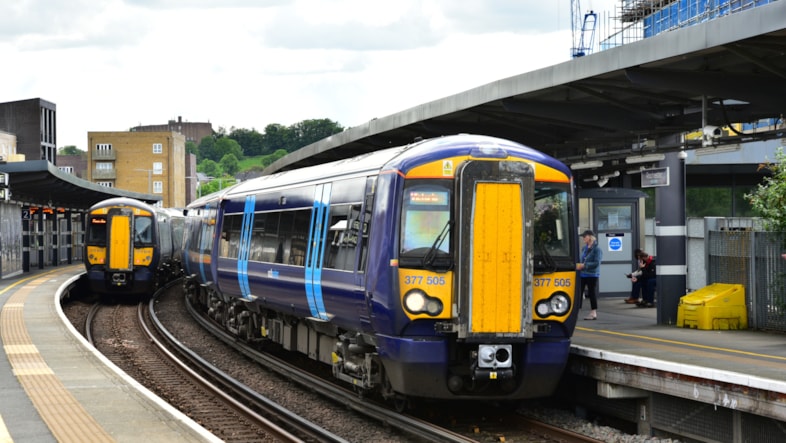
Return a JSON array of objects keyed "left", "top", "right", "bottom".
[{"left": 577, "top": 229, "right": 603, "bottom": 320}]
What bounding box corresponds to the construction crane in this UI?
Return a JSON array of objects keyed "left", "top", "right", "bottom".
[{"left": 571, "top": 0, "right": 598, "bottom": 58}]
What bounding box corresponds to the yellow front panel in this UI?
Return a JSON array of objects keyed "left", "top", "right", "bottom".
[
  {"left": 470, "top": 182, "right": 523, "bottom": 333},
  {"left": 134, "top": 247, "right": 154, "bottom": 266},
  {"left": 108, "top": 215, "right": 132, "bottom": 270},
  {"left": 398, "top": 269, "right": 453, "bottom": 320},
  {"left": 86, "top": 246, "right": 106, "bottom": 265}
]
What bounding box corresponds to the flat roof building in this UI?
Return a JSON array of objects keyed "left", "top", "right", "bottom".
[
  {"left": 0, "top": 98, "right": 56, "bottom": 164},
  {"left": 87, "top": 131, "right": 186, "bottom": 208}
]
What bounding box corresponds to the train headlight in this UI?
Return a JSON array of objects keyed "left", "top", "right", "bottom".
[
  {"left": 403, "top": 289, "right": 444, "bottom": 316},
  {"left": 550, "top": 293, "right": 570, "bottom": 315},
  {"left": 535, "top": 291, "right": 571, "bottom": 318},
  {"left": 425, "top": 298, "right": 443, "bottom": 316},
  {"left": 404, "top": 289, "right": 427, "bottom": 313}
]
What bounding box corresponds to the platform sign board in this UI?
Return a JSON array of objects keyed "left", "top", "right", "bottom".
[{"left": 641, "top": 167, "right": 669, "bottom": 188}]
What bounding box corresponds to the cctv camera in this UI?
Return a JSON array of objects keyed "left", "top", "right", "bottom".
[
  {"left": 702, "top": 125, "right": 722, "bottom": 147},
  {"left": 703, "top": 125, "right": 722, "bottom": 138}
]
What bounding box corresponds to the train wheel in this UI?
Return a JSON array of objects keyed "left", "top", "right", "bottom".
[
  {"left": 381, "top": 374, "right": 409, "bottom": 412},
  {"left": 392, "top": 395, "right": 409, "bottom": 413}
]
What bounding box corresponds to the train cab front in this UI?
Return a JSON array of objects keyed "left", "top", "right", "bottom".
[{"left": 376, "top": 156, "right": 576, "bottom": 400}]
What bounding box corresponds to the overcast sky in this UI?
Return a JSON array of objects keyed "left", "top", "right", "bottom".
[{"left": 2, "top": 0, "right": 619, "bottom": 150}]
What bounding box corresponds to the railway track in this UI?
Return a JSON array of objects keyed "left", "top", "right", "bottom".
[
  {"left": 83, "top": 286, "right": 343, "bottom": 442},
  {"left": 65, "top": 278, "right": 607, "bottom": 443}
]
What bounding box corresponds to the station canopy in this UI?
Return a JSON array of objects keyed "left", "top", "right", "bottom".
[
  {"left": 264, "top": 2, "right": 786, "bottom": 183},
  {"left": 0, "top": 160, "right": 159, "bottom": 210}
]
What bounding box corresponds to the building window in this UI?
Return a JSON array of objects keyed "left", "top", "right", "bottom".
[
  {"left": 59, "top": 166, "right": 74, "bottom": 175},
  {"left": 96, "top": 143, "right": 112, "bottom": 151},
  {"left": 97, "top": 181, "right": 114, "bottom": 188},
  {"left": 96, "top": 162, "right": 113, "bottom": 170},
  {"left": 153, "top": 162, "right": 163, "bottom": 175},
  {"left": 153, "top": 181, "right": 163, "bottom": 193},
  {"left": 153, "top": 143, "right": 163, "bottom": 154}
]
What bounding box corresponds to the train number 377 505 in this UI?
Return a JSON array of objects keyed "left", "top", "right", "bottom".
[
  {"left": 534, "top": 278, "right": 572, "bottom": 287},
  {"left": 404, "top": 275, "right": 447, "bottom": 286}
]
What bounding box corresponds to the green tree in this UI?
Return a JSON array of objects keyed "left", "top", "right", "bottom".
[
  {"left": 262, "top": 123, "right": 290, "bottom": 155},
  {"left": 197, "top": 136, "right": 217, "bottom": 162},
  {"left": 58, "top": 145, "right": 84, "bottom": 155},
  {"left": 199, "top": 176, "right": 237, "bottom": 196},
  {"left": 185, "top": 141, "right": 198, "bottom": 156},
  {"left": 198, "top": 159, "right": 222, "bottom": 178},
  {"left": 261, "top": 149, "right": 289, "bottom": 167},
  {"left": 214, "top": 137, "right": 243, "bottom": 161},
  {"left": 290, "top": 118, "right": 344, "bottom": 149},
  {"left": 745, "top": 147, "right": 786, "bottom": 231},
  {"left": 219, "top": 153, "right": 240, "bottom": 176},
  {"left": 229, "top": 127, "right": 264, "bottom": 156}
]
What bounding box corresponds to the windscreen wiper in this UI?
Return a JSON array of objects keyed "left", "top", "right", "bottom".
[{"left": 423, "top": 220, "right": 452, "bottom": 271}]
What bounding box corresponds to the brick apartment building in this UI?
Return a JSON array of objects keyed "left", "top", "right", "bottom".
[{"left": 87, "top": 131, "right": 186, "bottom": 208}]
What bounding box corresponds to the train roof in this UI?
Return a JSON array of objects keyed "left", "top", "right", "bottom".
[
  {"left": 221, "top": 134, "right": 568, "bottom": 200},
  {"left": 87, "top": 197, "right": 158, "bottom": 213}
]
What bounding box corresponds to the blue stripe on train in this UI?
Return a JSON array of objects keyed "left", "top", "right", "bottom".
[
  {"left": 305, "top": 184, "right": 331, "bottom": 320},
  {"left": 238, "top": 195, "right": 255, "bottom": 299}
]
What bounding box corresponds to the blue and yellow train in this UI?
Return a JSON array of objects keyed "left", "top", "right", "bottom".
[
  {"left": 85, "top": 197, "right": 184, "bottom": 296},
  {"left": 182, "top": 134, "right": 579, "bottom": 404}
]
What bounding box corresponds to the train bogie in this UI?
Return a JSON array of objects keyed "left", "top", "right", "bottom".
[{"left": 183, "top": 134, "right": 579, "bottom": 403}]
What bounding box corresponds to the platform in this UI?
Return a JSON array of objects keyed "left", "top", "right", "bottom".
[
  {"left": 573, "top": 296, "right": 786, "bottom": 383},
  {"left": 0, "top": 265, "right": 219, "bottom": 443},
  {"left": 571, "top": 295, "right": 786, "bottom": 432}
]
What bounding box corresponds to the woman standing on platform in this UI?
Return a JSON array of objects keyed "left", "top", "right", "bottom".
[{"left": 577, "top": 229, "right": 603, "bottom": 320}]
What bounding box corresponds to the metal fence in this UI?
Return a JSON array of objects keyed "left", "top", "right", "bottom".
[{"left": 707, "top": 229, "right": 786, "bottom": 332}]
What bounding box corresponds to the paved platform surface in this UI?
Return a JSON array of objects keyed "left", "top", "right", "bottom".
[
  {"left": 0, "top": 265, "right": 220, "bottom": 443},
  {"left": 2, "top": 264, "right": 784, "bottom": 441},
  {"left": 573, "top": 295, "right": 786, "bottom": 392}
]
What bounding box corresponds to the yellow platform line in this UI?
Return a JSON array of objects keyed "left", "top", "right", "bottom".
[
  {"left": 0, "top": 414, "right": 11, "bottom": 443},
  {"left": 576, "top": 326, "right": 786, "bottom": 362},
  {"left": 0, "top": 267, "right": 113, "bottom": 443}
]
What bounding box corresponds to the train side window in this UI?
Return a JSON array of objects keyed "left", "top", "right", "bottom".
[
  {"left": 276, "top": 211, "right": 294, "bottom": 264},
  {"left": 220, "top": 214, "right": 241, "bottom": 259},
  {"left": 278, "top": 209, "right": 309, "bottom": 266},
  {"left": 324, "top": 204, "right": 357, "bottom": 271},
  {"left": 250, "top": 212, "right": 280, "bottom": 263},
  {"left": 157, "top": 214, "right": 172, "bottom": 254},
  {"left": 205, "top": 209, "right": 218, "bottom": 256},
  {"left": 249, "top": 213, "right": 266, "bottom": 261},
  {"left": 358, "top": 177, "right": 376, "bottom": 273}
]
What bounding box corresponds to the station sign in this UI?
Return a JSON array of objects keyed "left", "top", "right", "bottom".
[{"left": 641, "top": 167, "right": 670, "bottom": 188}]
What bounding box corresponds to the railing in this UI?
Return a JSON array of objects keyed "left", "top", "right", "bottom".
[
  {"left": 707, "top": 229, "right": 786, "bottom": 332},
  {"left": 92, "top": 169, "right": 116, "bottom": 180},
  {"left": 92, "top": 149, "right": 116, "bottom": 160}
]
